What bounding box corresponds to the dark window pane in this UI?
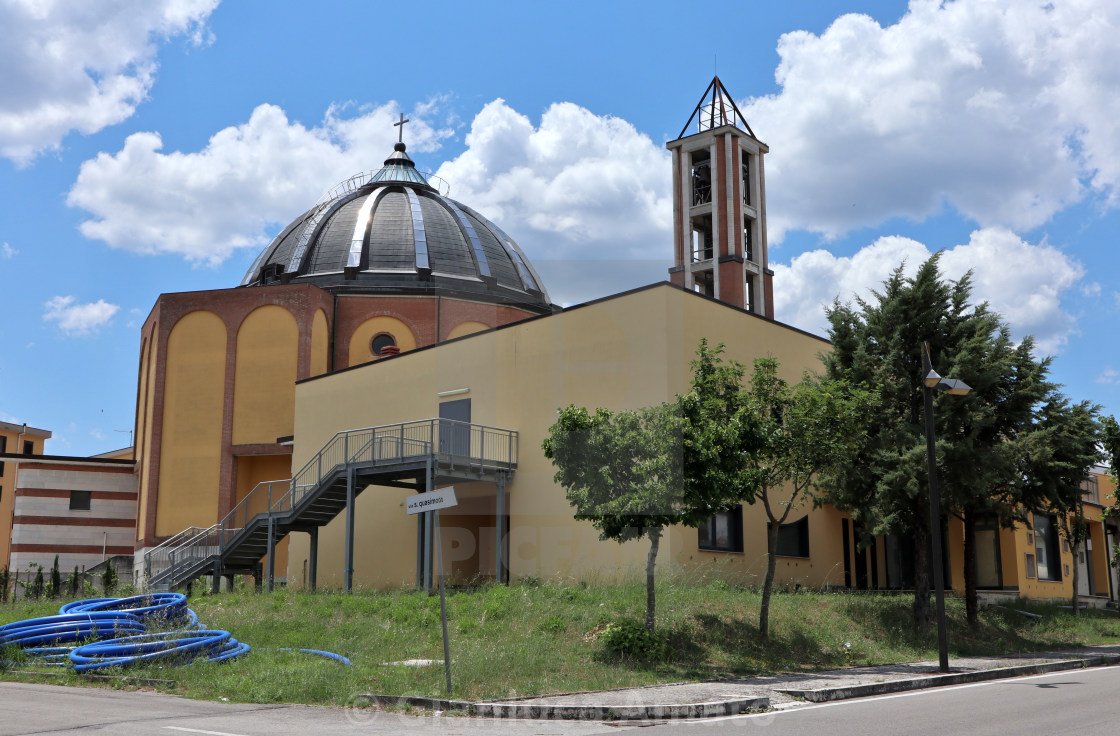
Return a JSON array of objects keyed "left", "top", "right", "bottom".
[{"left": 774, "top": 516, "right": 810, "bottom": 558}]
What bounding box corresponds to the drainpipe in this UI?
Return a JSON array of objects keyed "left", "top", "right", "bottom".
[{"left": 102, "top": 532, "right": 107, "bottom": 562}]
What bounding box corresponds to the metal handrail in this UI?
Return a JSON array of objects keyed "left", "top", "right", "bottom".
[
  {"left": 145, "top": 525, "right": 211, "bottom": 581},
  {"left": 151, "top": 418, "right": 518, "bottom": 589}
]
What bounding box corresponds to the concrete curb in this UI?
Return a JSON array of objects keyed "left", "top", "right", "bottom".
[
  {"left": 470, "top": 696, "right": 768, "bottom": 721},
  {"left": 777, "top": 654, "right": 1120, "bottom": 703},
  {"left": 353, "top": 691, "right": 768, "bottom": 721},
  {"left": 353, "top": 693, "right": 474, "bottom": 712}
]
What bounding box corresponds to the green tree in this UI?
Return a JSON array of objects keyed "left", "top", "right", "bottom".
[
  {"left": 101, "top": 561, "right": 118, "bottom": 595},
  {"left": 29, "top": 565, "right": 45, "bottom": 600},
  {"left": 1026, "top": 397, "right": 1103, "bottom": 614},
  {"left": 1103, "top": 415, "right": 1120, "bottom": 567},
  {"left": 543, "top": 403, "right": 687, "bottom": 631},
  {"left": 678, "top": 339, "right": 758, "bottom": 520},
  {"left": 935, "top": 327, "right": 1052, "bottom": 626},
  {"left": 67, "top": 565, "right": 81, "bottom": 598},
  {"left": 47, "top": 554, "right": 62, "bottom": 599},
  {"left": 820, "top": 254, "right": 1027, "bottom": 632},
  {"left": 740, "top": 358, "right": 873, "bottom": 639}
]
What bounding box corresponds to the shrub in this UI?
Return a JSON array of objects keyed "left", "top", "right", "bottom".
[
  {"left": 47, "top": 555, "right": 62, "bottom": 599},
  {"left": 67, "top": 566, "right": 81, "bottom": 598},
  {"left": 599, "top": 617, "right": 670, "bottom": 660},
  {"left": 102, "top": 562, "right": 118, "bottom": 595}
]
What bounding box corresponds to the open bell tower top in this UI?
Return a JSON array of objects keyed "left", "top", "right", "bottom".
[{"left": 667, "top": 77, "right": 773, "bottom": 319}]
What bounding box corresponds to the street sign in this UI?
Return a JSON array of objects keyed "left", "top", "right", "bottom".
[
  {"left": 404, "top": 485, "right": 457, "bottom": 696},
  {"left": 405, "top": 487, "right": 458, "bottom": 515}
]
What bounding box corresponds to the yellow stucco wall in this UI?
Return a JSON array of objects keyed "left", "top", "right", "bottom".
[
  {"left": 288, "top": 284, "right": 843, "bottom": 590},
  {"left": 447, "top": 321, "right": 491, "bottom": 340},
  {"left": 155, "top": 311, "right": 226, "bottom": 536},
  {"left": 232, "top": 306, "right": 298, "bottom": 445},
  {"left": 310, "top": 309, "right": 329, "bottom": 376},
  {"left": 348, "top": 316, "right": 417, "bottom": 366}
]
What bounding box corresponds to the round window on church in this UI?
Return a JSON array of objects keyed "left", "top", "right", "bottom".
[{"left": 371, "top": 333, "right": 397, "bottom": 357}]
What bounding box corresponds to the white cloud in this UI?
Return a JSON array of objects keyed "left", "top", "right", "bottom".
[
  {"left": 1098, "top": 368, "right": 1120, "bottom": 385},
  {"left": 69, "top": 98, "right": 670, "bottom": 268},
  {"left": 43, "top": 296, "right": 120, "bottom": 335},
  {"left": 745, "top": 0, "right": 1120, "bottom": 242},
  {"left": 435, "top": 100, "right": 672, "bottom": 261},
  {"left": 68, "top": 102, "right": 453, "bottom": 266},
  {"left": 0, "top": 0, "right": 219, "bottom": 164},
  {"left": 773, "top": 227, "right": 1084, "bottom": 355},
  {"left": 1, "top": 242, "right": 15, "bottom": 259}
]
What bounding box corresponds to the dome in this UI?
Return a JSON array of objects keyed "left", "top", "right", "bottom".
[{"left": 240, "top": 143, "right": 552, "bottom": 312}]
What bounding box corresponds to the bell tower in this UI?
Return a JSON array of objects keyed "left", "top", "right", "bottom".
[{"left": 667, "top": 77, "right": 773, "bottom": 318}]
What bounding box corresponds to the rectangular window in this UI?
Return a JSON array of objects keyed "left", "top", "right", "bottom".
[
  {"left": 772, "top": 515, "right": 810, "bottom": 558},
  {"left": 0, "top": 434, "right": 6, "bottom": 477},
  {"left": 698, "top": 507, "right": 743, "bottom": 552},
  {"left": 1082, "top": 475, "right": 1100, "bottom": 505},
  {"left": 743, "top": 216, "right": 754, "bottom": 262},
  {"left": 1024, "top": 553, "right": 1036, "bottom": 578},
  {"left": 1034, "top": 514, "right": 1061, "bottom": 581},
  {"left": 22, "top": 440, "right": 33, "bottom": 455},
  {"left": 69, "top": 490, "right": 91, "bottom": 511}
]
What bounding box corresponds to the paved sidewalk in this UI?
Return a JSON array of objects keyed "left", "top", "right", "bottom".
[{"left": 365, "top": 643, "right": 1120, "bottom": 721}]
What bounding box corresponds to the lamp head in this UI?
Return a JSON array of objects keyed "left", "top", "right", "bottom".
[
  {"left": 923, "top": 369, "right": 942, "bottom": 388},
  {"left": 940, "top": 378, "right": 972, "bottom": 396}
]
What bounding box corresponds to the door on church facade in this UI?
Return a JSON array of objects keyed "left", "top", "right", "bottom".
[{"left": 439, "top": 398, "right": 471, "bottom": 457}]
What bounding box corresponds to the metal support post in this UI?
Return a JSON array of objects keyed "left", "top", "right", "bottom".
[
  {"left": 308, "top": 526, "right": 318, "bottom": 592},
  {"left": 416, "top": 513, "right": 425, "bottom": 588},
  {"left": 924, "top": 382, "right": 950, "bottom": 673},
  {"left": 344, "top": 467, "right": 355, "bottom": 592},
  {"left": 266, "top": 515, "right": 276, "bottom": 593},
  {"left": 423, "top": 457, "right": 434, "bottom": 594},
  {"left": 496, "top": 474, "right": 507, "bottom": 584},
  {"left": 435, "top": 509, "right": 453, "bottom": 696},
  {"left": 211, "top": 558, "right": 221, "bottom": 595}
]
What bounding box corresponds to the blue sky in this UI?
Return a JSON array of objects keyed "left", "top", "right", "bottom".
[{"left": 1, "top": 0, "right": 1117, "bottom": 456}]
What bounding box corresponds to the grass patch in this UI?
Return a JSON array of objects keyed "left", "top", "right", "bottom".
[{"left": 2, "top": 579, "right": 1118, "bottom": 704}]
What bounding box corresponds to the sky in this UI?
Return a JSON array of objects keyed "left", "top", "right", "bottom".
[{"left": 1, "top": 0, "right": 1118, "bottom": 457}]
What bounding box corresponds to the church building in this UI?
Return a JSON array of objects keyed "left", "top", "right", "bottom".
[{"left": 5, "top": 78, "right": 1114, "bottom": 607}]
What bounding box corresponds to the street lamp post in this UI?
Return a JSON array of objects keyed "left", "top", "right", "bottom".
[{"left": 921, "top": 341, "right": 971, "bottom": 674}]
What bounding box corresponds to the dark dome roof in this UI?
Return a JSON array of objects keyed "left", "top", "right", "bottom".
[{"left": 240, "top": 143, "right": 551, "bottom": 312}]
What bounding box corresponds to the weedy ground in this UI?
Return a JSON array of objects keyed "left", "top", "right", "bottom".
[{"left": 2, "top": 575, "right": 1119, "bottom": 704}]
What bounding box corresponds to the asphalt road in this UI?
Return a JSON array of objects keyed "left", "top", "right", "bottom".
[
  {"left": 632, "top": 666, "right": 1120, "bottom": 736},
  {"left": 2, "top": 667, "right": 1118, "bottom": 735}
]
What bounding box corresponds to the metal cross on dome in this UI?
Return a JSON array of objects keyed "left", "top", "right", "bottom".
[{"left": 394, "top": 112, "right": 409, "bottom": 143}]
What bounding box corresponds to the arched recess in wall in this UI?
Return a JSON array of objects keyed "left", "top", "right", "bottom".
[
  {"left": 447, "top": 321, "right": 491, "bottom": 340},
  {"left": 310, "top": 309, "right": 329, "bottom": 377},
  {"left": 155, "top": 311, "right": 226, "bottom": 537},
  {"left": 233, "top": 305, "right": 299, "bottom": 445},
  {"left": 136, "top": 334, "right": 156, "bottom": 541},
  {"left": 347, "top": 316, "right": 417, "bottom": 366}
]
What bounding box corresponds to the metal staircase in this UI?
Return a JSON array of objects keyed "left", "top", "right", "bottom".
[{"left": 146, "top": 419, "right": 517, "bottom": 592}]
